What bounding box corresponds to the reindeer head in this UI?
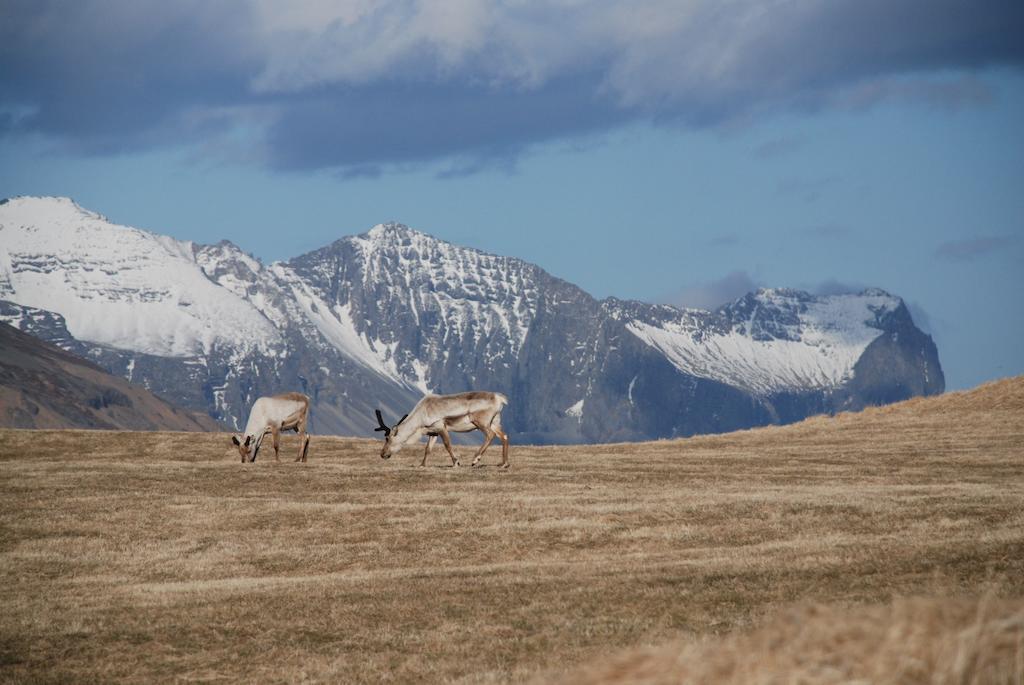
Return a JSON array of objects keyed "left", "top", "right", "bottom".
[
  {"left": 375, "top": 409, "right": 408, "bottom": 459},
  {"left": 231, "top": 434, "right": 254, "bottom": 463}
]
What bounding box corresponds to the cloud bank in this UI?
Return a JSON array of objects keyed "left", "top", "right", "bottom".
[
  {"left": 668, "top": 270, "right": 761, "bottom": 310},
  {"left": 2, "top": 0, "right": 1022, "bottom": 174},
  {"left": 934, "top": 235, "right": 1017, "bottom": 261}
]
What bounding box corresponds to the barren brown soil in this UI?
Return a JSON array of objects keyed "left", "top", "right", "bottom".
[
  {"left": 1, "top": 377, "right": 1022, "bottom": 683},
  {"left": 0, "top": 323, "right": 222, "bottom": 431}
]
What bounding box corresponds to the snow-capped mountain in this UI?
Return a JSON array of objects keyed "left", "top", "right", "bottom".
[
  {"left": 0, "top": 196, "right": 281, "bottom": 358},
  {"left": 608, "top": 288, "right": 921, "bottom": 395},
  {"left": 0, "top": 196, "right": 944, "bottom": 442}
]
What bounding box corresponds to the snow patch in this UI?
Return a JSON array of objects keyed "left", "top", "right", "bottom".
[
  {"left": 566, "top": 399, "right": 584, "bottom": 421},
  {"left": 410, "top": 358, "right": 431, "bottom": 395},
  {"left": 273, "top": 264, "right": 408, "bottom": 385}
]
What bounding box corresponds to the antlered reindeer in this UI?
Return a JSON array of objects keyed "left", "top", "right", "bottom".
[
  {"left": 231, "top": 392, "right": 311, "bottom": 463},
  {"left": 375, "top": 392, "right": 510, "bottom": 468}
]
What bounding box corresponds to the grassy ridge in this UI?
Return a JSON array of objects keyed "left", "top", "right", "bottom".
[{"left": 1, "top": 377, "right": 1022, "bottom": 682}]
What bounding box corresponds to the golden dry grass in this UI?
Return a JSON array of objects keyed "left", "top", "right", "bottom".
[
  {"left": 563, "top": 595, "right": 1024, "bottom": 684},
  {"left": 0, "top": 376, "right": 1022, "bottom": 683}
]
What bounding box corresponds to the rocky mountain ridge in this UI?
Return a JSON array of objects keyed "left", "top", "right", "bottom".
[{"left": 0, "top": 196, "right": 944, "bottom": 442}]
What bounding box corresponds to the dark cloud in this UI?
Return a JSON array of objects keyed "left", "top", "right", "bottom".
[
  {"left": 1, "top": 0, "right": 1022, "bottom": 174},
  {"left": 263, "top": 74, "right": 627, "bottom": 172},
  {"left": 813, "top": 279, "right": 868, "bottom": 296},
  {"left": 668, "top": 271, "right": 761, "bottom": 310},
  {"left": 0, "top": 1, "right": 260, "bottom": 154},
  {"left": 934, "top": 235, "right": 1017, "bottom": 261}
]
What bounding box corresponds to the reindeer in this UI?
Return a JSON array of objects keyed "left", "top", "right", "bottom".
[
  {"left": 375, "top": 392, "right": 510, "bottom": 468},
  {"left": 231, "top": 392, "right": 311, "bottom": 463}
]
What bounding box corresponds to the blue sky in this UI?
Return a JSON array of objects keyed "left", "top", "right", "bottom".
[{"left": 1, "top": 1, "right": 1022, "bottom": 390}]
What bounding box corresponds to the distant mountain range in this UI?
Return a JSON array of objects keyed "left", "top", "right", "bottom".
[{"left": 0, "top": 196, "right": 943, "bottom": 442}]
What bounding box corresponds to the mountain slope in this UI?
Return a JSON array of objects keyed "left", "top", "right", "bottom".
[
  {"left": 0, "top": 196, "right": 281, "bottom": 357},
  {"left": 0, "top": 322, "right": 222, "bottom": 430},
  {"left": 0, "top": 196, "right": 944, "bottom": 442}
]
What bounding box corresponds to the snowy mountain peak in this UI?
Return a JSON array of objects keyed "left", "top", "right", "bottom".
[
  {"left": 280, "top": 222, "right": 545, "bottom": 395},
  {"left": 617, "top": 288, "right": 912, "bottom": 395},
  {"left": 195, "top": 239, "right": 264, "bottom": 280},
  {"left": 0, "top": 198, "right": 281, "bottom": 358},
  {"left": 353, "top": 222, "right": 488, "bottom": 260},
  {"left": 0, "top": 195, "right": 107, "bottom": 225},
  {"left": 1, "top": 195, "right": 79, "bottom": 209},
  {"left": 727, "top": 286, "right": 902, "bottom": 314},
  {"left": 363, "top": 221, "right": 419, "bottom": 239},
  {"left": 328, "top": 222, "right": 542, "bottom": 314}
]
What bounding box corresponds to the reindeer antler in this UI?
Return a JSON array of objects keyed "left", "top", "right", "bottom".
[
  {"left": 374, "top": 409, "right": 391, "bottom": 435},
  {"left": 396, "top": 414, "right": 408, "bottom": 426}
]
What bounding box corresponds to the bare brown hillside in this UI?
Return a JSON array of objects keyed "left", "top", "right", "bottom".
[
  {"left": 0, "top": 376, "right": 1021, "bottom": 682},
  {"left": 0, "top": 322, "right": 221, "bottom": 431}
]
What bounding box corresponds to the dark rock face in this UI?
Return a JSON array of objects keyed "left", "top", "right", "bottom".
[
  {"left": 0, "top": 197, "right": 944, "bottom": 443},
  {"left": 839, "top": 301, "right": 944, "bottom": 407}
]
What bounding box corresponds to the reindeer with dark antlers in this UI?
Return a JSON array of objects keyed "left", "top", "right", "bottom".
[{"left": 375, "top": 392, "right": 510, "bottom": 468}]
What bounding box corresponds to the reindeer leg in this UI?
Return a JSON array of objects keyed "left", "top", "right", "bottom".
[
  {"left": 439, "top": 428, "right": 460, "bottom": 467},
  {"left": 271, "top": 427, "right": 281, "bottom": 462},
  {"left": 421, "top": 434, "right": 436, "bottom": 467},
  {"left": 492, "top": 417, "right": 510, "bottom": 469},
  {"left": 296, "top": 416, "right": 309, "bottom": 462},
  {"left": 470, "top": 418, "right": 495, "bottom": 467}
]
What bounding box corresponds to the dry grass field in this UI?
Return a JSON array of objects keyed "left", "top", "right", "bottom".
[{"left": 1, "top": 377, "right": 1022, "bottom": 683}]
